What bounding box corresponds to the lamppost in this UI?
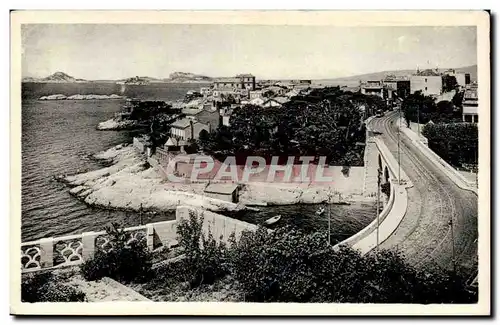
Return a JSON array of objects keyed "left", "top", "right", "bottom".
[
  {"left": 398, "top": 107, "right": 402, "bottom": 184},
  {"left": 449, "top": 216, "right": 456, "bottom": 274}
]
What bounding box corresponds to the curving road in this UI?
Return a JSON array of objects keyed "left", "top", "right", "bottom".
[{"left": 370, "top": 111, "right": 478, "bottom": 275}]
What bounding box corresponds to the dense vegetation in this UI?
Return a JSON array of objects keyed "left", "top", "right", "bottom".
[
  {"left": 126, "top": 100, "right": 183, "bottom": 150},
  {"left": 402, "top": 91, "right": 463, "bottom": 125},
  {"left": 199, "top": 87, "right": 387, "bottom": 166},
  {"left": 21, "top": 271, "right": 86, "bottom": 302},
  {"left": 146, "top": 213, "right": 477, "bottom": 303},
  {"left": 80, "top": 223, "right": 154, "bottom": 283},
  {"left": 229, "top": 227, "right": 476, "bottom": 303},
  {"left": 422, "top": 123, "right": 478, "bottom": 168},
  {"left": 442, "top": 75, "right": 459, "bottom": 93}
]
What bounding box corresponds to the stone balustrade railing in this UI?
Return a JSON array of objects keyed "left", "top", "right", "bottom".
[{"left": 21, "top": 220, "right": 177, "bottom": 273}]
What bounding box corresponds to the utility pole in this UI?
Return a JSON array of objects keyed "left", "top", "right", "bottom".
[
  {"left": 398, "top": 107, "right": 402, "bottom": 184},
  {"left": 327, "top": 193, "right": 331, "bottom": 246},
  {"left": 450, "top": 216, "right": 456, "bottom": 274},
  {"left": 417, "top": 104, "right": 421, "bottom": 137},
  {"left": 139, "top": 203, "right": 143, "bottom": 226}
]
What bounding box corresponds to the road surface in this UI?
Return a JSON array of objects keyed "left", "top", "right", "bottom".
[{"left": 370, "top": 111, "right": 478, "bottom": 274}]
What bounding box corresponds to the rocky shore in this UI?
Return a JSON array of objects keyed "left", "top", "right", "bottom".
[
  {"left": 61, "top": 142, "right": 373, "bottom": 216},
  {"left": 96, "top": 118, "right": 141, "bottom": 131},
  {"left": 62, "top": 144, "right": 243, "bottom": 213},
  {"left": 39, "top": 94, "right": 125, "bottom": 100}
]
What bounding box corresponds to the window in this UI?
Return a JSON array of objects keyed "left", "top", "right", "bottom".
[
  {"left": 425, "top": 87, "right": 428, "bottom": 91},
  {"left": 425, "top": 78, "right": 427, "bottom": 82}
]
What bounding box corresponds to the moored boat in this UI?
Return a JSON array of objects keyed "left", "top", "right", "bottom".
[{"left": 264, "top": 215, "right": 281, "bottom": 225}]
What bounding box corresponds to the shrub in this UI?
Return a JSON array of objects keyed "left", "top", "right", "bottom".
[
  {"left": 228, "top": 226, "right": 477, "bottom": 303},
  {"left": 176, "top": 211, "right": 230, "bottom": 288},
  {"left": 80, "top": 223, "right": 153, "bottom": 283},
  {"left": 21, "top": 271, "right": 86, "bottom": 302},
  {"left": 381, "top": 182, "right": 391, "bottom": 197},
  {"left": 422, "top": 123, "right": 478, "bottom": 167}
]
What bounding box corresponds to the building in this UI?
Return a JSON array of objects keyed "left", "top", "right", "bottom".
[
  {"left": 249, "top": 90, "right": 264, "bottom": 100},
  {"left": 462, "top": 84, "right": 478, "bottom": 123},
  {"left": 410, "top": 69, "right": 443, "bottom": 96},
  {"left": 170, "top": 118, "right": 210, "bottom": 141},
  {"left": 213, "top": 74, "right": 256, "bottom": 91},
  {"left": 204, "top": 183, "right": 240, "bottom": 203},
  {"left": 285, "top": 89, "right": 300, "bottom": 98},
  {"left": 262, "top": 96, "right": 290, "bottom": 108},
  {"left": 182, "top": 105, "right": 220, "bottom": 131},
  {"left": 396, "top": 80, "right": 411, "bottom": 99},
  {"left": 361, "top": 80, "right": 384, "bottom": 98},
  {"left": 444, "top": 69, "right": 471, "bottom": 88}
]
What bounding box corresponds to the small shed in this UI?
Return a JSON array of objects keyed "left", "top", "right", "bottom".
[{"left": 204, "top": 183, "right": 240, "bottom": 203}]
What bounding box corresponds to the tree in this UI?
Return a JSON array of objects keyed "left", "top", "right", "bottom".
[
  {"left": 442, "top": 75, "right": 459, "bottom": 93},
  {"left": 199, "top": 87, "right": 373, "bottom": 166},
  {"left": 422, "top": 123, "right": 478, "bottom": 167},
  {"left": 229, "top": 226, "right": 477, "bottom": 303}
]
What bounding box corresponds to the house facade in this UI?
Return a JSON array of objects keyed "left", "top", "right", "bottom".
[
  {"left": 410, "top": 69, "right": 443, "bottom": 96},
  {"left": 462, "top": 84, "right": 478, "bottom": 123},
  {"left": 213, "top": 74, "right": 256, "bottom": 91},
  {"left": 361, "top": 80, "right": 384, "bottom": 98},
  {"left": 170, "top": 118, "right": 210, "bottom": 141}
]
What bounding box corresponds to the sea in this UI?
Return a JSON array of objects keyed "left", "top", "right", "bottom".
[{"left": 21, "top": 82, "right": 376, "bottom": 243}]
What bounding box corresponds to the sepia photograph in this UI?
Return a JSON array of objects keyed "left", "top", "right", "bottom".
[{"left": 10, "top": 10, "right": 490, "bottom": 316}]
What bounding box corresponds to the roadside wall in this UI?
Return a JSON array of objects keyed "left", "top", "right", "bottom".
[{"left": 176, "top": 206, "right": 257, "bottom": 242}]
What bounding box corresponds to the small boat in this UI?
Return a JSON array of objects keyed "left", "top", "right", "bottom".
[
  {"left": 316, "top": 207, "right": 325, "bottom": 215},
  {"left": 265, "top": 215, "right": 281, "bottom": 225}
]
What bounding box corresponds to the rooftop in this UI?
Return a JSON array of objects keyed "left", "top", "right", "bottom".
[
  {"left": 171, "top": 118, "right": 193, "bottom": 129},
  {"left": 214, "top": 77, "right": 241, "bottom": 83},
  {"left": 204, "top": 183, "right": 239, "bottom": 194},
  {"left": 414, "top": 69, "right": 441, "bottom": 77},
  {"left": 236, "top": 74, "right": 255, "bottom": 78},
  {"left": 165, "top": 137, "right": 188, "bottom": 147}
]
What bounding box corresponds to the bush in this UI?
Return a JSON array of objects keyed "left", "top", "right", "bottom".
[
  {"left": 22, "top": 271, "right": 86, "bottom": 302},
  {"left": 228, "top": 226, "right": 477, "bottom": 303},
  {"left": 381, "top": 182, "right": 391, "bottom": 197},
  {"left": 176, "top": 211, "right": 230, "bottom": 288},
  {"left": 422, "top": 123, "right": 478, "bottom": 167},
  {"left": 80, "top": 223, "right": 153, "bottom": 283}
]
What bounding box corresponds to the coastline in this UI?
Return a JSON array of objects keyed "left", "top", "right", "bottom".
[{"left": 62, "top": 144, "right": 375, "bottom": 216}]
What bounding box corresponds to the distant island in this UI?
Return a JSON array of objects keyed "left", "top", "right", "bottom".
[
  {"left": 22, "top": 71, "right": 88, "bottom": 83},
  {"left": 116, "top": 72, "right": 213, "bottom": 85},
  {"left": 168, "top": 72, "right": 213, "bottom": 83},
  {"left": 22, "top": 71, "right": 214, "bottom": 84},
  {"left": 39, "top": 94, "right": 125, "bottom": 100}
]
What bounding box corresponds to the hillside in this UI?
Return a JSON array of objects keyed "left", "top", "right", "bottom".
[
  {"left": 316, "top": 65, "right": 477, "bottom": 86},
  {"left": 23, "top": 72, "right": 88, "bottom": 83}
]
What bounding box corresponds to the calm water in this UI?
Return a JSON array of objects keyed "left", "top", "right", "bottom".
[
  {"left": 21, "top": 82, "right": 207, "bottom": 241},
  {"left": 21, "top": 82, "right": 375, "bottom": 244},
  {"left": 223, "top": 202, "right": 376, "bottom": 244}
]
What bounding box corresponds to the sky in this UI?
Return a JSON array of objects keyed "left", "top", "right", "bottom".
[{"left": 21, "top": 24, "right": 477, "bottom": 80}]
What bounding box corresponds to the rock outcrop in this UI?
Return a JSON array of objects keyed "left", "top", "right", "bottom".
[
  {"left": 39, "top": 94, "right": 125, "bottom": 100},
  {"left": 96, "top": 118, "right": 140, "bottom": 131}
]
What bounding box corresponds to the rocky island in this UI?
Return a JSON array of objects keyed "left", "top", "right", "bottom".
[
  {"left": 23, "top": 71, "right": 88, "bottom": 83},
  {"left": 39, "top": 94, "right": 125, "bottom": 100}
]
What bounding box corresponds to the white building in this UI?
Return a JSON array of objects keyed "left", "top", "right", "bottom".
[
  {"left": 462, "top": 84, "right": 478, "bottom": 123},
  {"left": 410, "top": 69, "right": 443, "bottom": 96}
]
